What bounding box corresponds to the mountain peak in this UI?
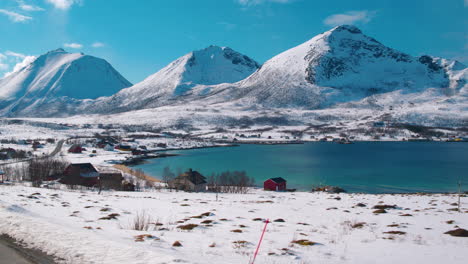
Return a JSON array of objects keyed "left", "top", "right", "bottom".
[
  {"left": 47, "top": 48, "right": 67, "bottom": 54},
  {"left": 330, "top": 25, "right": 362, "bottom": 34}
]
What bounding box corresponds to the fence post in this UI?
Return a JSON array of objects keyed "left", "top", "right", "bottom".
[{"left": 251, "top": 219, "right": 269, "bottom": 264}]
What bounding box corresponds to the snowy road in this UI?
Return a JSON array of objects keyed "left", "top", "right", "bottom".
[
  {"left": 0, "top": 241, "right": 33, "bottom": 264},
  {"left": 0, "top": 235, "right": 56, "bottom": 264}
]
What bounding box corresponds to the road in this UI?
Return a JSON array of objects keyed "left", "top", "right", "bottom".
[
  {"left": 48, "top": 140, "right": 64, "bottom": 157},
  {"left": 0, "top": 235, "right": 56, "bottom": 264},
  {"left": 0, "top": 242, "right": 33, "bottom": 264},
  {"left": 0, "top": 139, "right": 65, "bottom": 166}
]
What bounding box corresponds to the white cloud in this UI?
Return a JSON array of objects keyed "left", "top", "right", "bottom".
[
  {"left": 5, "top": 51, "right": 27, "bottom": 58},
  {"left": 64, "top": 43, "right": 83, "bottom": 49},
  {"left": 0, "top": 9, "right": 32, "bottom": 23},
  {"left": 0, "top": 51, "right": 36, "bottom": 78},
  {"left": 45, "top": 0, "right": 80, "bottom": 10},
  {"left": 237, "top": 0, "right": 293, "bottom": 6},
  {"left": 17, "top": 0, "right": 45, "bottom": 11},
  {"left": 91, "top": 42, "right": 105, "bottom": 48},
  {"left": 324, "top": 10, "right": 376, "bottom": 27},
  {"left": 0, "top": 63, "right": 8, "bottom": 71},
  {"left": 4, "top": 55, "right": 36, "bottom": 77}
]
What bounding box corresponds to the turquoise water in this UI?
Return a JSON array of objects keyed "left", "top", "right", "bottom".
[{"left": 132, "top": 142, "right": 468, "bottom": 193}]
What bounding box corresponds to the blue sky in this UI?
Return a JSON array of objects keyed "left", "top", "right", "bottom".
[{"left": 0, "top": 0, "right": 467, "bottom": 83}]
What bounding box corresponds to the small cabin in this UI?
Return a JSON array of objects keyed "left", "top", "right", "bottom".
[
  {"left": 264, "top": 177, "right": 287, "bottom": 191},
  {"left": 68, "top": 144, "right": 83, "bottom": 153},
  {"left": 170, "top": 169, "right": 207, "bottom": 192}
]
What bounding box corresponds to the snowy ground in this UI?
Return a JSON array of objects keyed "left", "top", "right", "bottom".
[{"left": 0, "top": 185, "right": 467, "bottom": 264}]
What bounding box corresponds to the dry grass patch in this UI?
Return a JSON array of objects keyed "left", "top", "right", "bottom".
[
  {"left": 177, "top": 224, "right": 199, "bottom": 231},
  {"left": 373, "top": 205, "right": 397, "bottom": 210},
  {"left": 444, "top": 228, "right": 468, "bottom": 237},
  {"left": 231, "top": 229, "right": 243, "bottom": 233},
  {"left": 291, "top": 239, "right": 316, "bottom": 246},
  {"left": 99, "top": 213, "right": 120, "bottom": 220},
  {"left": 201, "top": 220, "right": 213, "bottom": 224},
  {"left": 172, "top": 241, "right": 183, "bottom": 247},
  {"left": 373, "top": 209, "right": 387, "bottom": 214},
  {"left": 232, "top": 240, "right": 249, "bottom": 248},
  {"left": 384, "top": 231, "right": 406, "bottom": 235},
  {"left": 351, "top": 222, "right": 366, "bottom": 229},
  {"left": 134, "top": 234, "right": 157, "bottom": 242}
]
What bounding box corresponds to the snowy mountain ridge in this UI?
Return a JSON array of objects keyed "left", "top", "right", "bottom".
[
  {"left": 207, "top": 25, "right": 465, "bottom": 109},
  {"left": 85, "top": 45, "right": 260, "bottom": 113},
  {"left": 0, "top": 48, "right": 132, "bottom": 117},
  {"left": 0, "top": 25, "right": 466, "bottom": 128}
]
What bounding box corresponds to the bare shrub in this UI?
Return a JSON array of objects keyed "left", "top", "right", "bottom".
[
  {"left": 207, "top": 171, "right": 255, "bottom": 194},
  {"left": 26, "top": 157, "right": 69, "bottom": 187},
  {"left": 131, "top": 211, "right": 152, "bottom": 231}
]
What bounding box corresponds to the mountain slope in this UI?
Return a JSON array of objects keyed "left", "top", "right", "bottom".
[
  {"left": 87, "top": 46, "right": 260, "bottom": 113},
  {"left": 207, "top": 25, "right": 463, "bottom": 108},
  {"left": 0, "top": 48, "right": 132, "bottom": 116}
]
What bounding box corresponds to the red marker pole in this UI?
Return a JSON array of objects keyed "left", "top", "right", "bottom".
[{"left": 251, "top": 219, "right": 269, "bottom": 264}]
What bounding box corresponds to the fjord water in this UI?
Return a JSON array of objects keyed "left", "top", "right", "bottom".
[{"left": 134, "top": 142, "right": 468, "bottom": 193}]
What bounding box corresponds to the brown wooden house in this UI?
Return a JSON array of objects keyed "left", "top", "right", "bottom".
[
  {"left": 170, "top": 169, "right": 207, "bottom": 192},
  {"left": 96, "top": 167, "right": 124, "bottom": 190},
  {"left": 61, "top": 163, "right": 99, "bottom": 187}
]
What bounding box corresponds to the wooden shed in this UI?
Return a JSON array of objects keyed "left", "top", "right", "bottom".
[
  {"left": 264, "top": 177, "right": 287, "bottom": 191},
  {"left": 68, "top": 144, "right": 83, "bottom": 153}
]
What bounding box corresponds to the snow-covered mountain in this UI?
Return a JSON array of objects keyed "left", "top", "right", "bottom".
[
  {"left": 87, "top": 46, "right": 260, "bottom": 113},
  {"left": 208, "top": 25, "right": 466, "bottom": 108},
  {"left": 0, "top": 48, "right": 131, "bottom": 117}
]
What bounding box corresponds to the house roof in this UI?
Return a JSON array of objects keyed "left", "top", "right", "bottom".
[
  {"left": 267, "top": 177, "right": 286, "bottom": 184},
  {"left": 68, "top": 144, "right": 82, "bottom": 151},
  {"left": 67, "top": 163, "right": 97, "bottom": 172},
  {"left": 176, "top": 169, "right": 207, "bottom": 185}
]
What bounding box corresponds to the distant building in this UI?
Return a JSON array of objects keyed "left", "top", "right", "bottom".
[
  {"left": 170, "top": 169, "right": 207, "bottom": 192},
  {"left": 96, "top": 166, "right": 124, "bottom": 190},
  {"left": 0, "top": 170, "right": 5, "bottom": 183},
  {"left": 104, "top": 144, "right": 114, "bottom": 151},
  {"left": 264, "top": 177, "right": 287, "bottom": 191},
  {"left": 115, "top": 144, "right": 132, "bottom": 151},
  {"left": 61, "top": 163, "right": 99, "bottom": 187},
  {"left": 68, "top": 144, "right": 83, "bottom": 153},
  {"left": 373, "top": 121, "right": 386, "bottom": 128}
]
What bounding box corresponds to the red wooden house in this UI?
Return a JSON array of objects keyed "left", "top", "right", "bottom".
[
  {"left": 68, "top": 144, "right": 83, "bottom": 153},
  {"left": 264, "top": 177, "right": 287, "bottom": 191}
]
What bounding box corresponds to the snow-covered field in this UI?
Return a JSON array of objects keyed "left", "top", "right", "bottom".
[{"left": 0, "top": 185, "right": 467, "bottom": 264}]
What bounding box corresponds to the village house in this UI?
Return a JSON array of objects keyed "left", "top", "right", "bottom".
[
  {"left": 170, "top": 169, "right": 207, "bottom": 192},
  {"left": 264, "top": 177, "right": 287, "bottom": 191},
  {"left": 68, "top": 144, "right": 83, "bottom": 153},
  {"left": 61, "top": 163, "right": 99, "bottom": 187},
  {"left": 95, "top": 166, "right": 124, "bottom": 190},
  {"left": 115, "top": 144, "right": 132, "bottom": 151},
  {"left": 61, "top": 164, "right": 126, "bottom": 190}
]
